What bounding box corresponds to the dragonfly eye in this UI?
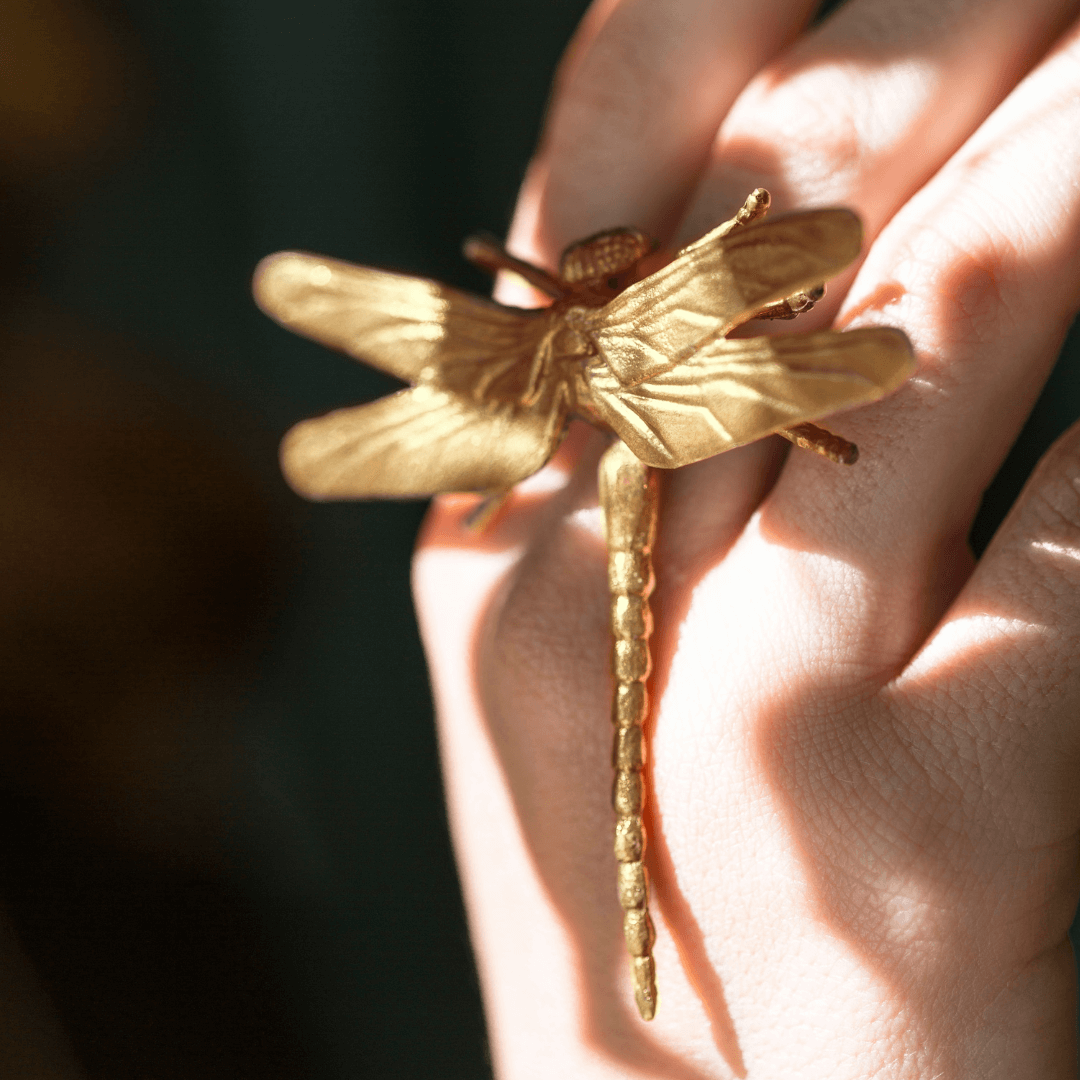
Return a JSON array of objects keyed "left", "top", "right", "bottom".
[{"left": 559, "top": 228, "right": 653, "bottom": 286}]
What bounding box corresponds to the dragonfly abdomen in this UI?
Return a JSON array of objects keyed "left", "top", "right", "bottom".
[{"left": 599, "top": 439, "right": 659, "bottom": 1021}]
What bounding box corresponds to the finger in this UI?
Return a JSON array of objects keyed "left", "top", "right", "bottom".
[
  {"left": 677, "top": 0, "right": 1078, "bottom": 253},
  {"left": 416, "top": 442, "right": 728, "bottom": 1071},
  {"left": 658, "top": 437, "right": 787, "bottom": 586},
  {"left": 505, "top": 0, "right": 819, "bottom": 269},
  {"left": 763, "top": 14, "right": 1080, "bottom": 666},
  {"left": 897, "top": 418, "right": 1080, "bottom": 779},
  {"left": 497, "top": 0, "right": 822, "bottom": 525}
]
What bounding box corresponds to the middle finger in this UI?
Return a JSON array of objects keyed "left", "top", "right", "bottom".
[
  {"left": 679, "top": 0, "right": 1078, "bottom": 244},
  {"left": 660, "top": 0, "right": 1075, "bottom": 579}
]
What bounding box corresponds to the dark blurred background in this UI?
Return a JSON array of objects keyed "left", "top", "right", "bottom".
[
  {"left": 0, "top": 1, "right": 591, "bottom": 1076},
  {"left": 0, "top": 1, "right": 1076, "bottom": 1077}
]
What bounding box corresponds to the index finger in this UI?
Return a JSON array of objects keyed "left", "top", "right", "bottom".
[{"left": 506, "top": 0, "right": 820, "bottom": 269}]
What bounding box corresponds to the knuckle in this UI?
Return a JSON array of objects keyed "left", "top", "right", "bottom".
[
  {"left": 934, "top": 240, "right": 1018, "bottom": 348},
  {"left": 725, "top": 76, "right": 864, "bottom": 198},
  {"left": 900, "top": 215, "right": 1021, "bottom": 357}
]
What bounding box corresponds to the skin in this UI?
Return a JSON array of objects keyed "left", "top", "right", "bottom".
[{"left": 413, "top": 0, "right": 1080, "bottom": 1075}]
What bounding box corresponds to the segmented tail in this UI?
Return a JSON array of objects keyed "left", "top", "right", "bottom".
[{"left": 598, "top": 439, "right": 658, "bottom": 1021}]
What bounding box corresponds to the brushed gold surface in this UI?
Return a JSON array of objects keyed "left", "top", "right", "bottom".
[
  {"left": 280, "top": 383, "right": 567, "bottom": 499},
  {"left": 779, "top": 421, "right": 860, "bottom": 464},
  {"left": 613, "top": 816, "right": 643, "bottom": 862},
  {"left": 611, "top": 593, "right": 651, "bottom": 639},
  {"left": 612, "top": 638, "right": 650, "bottom": 683},
  {"left": 254, "top": 189, "right": 916, "bottom": 1022},
  {"left": 623, "top": 909, "right": 653, "bottom": 956},
  {"left": 613, "top": 770, "right": 644, "bottom": 815},
  {"left": 599, "top": 438, "right": 659, "bottom": 1020},
  {"left": 613, "top": 682, "right": 648, "bottom": 729},
  {"left": 256, "top": 192, "right": 913, "bottom": 503},
  {"left": 568, "top": 209, "right": 863, "bottom": 386},
  {"left": 617, "top": 861, "right": 648, "bottom": 909},
  {"left": 559, "top": 228, "right": 653, "bottom": 285},
  {"left": 632, "top": 957, "right": 657, "bottom": 1020},
  {"left": 585, "top": 327, "right": 912, "bottom": 469},
  {"left": 607, "top": 550, "right": 653, "bottom": 594},
  {"left": 613, "top": 725, "right": 644, "bottom": 770}
]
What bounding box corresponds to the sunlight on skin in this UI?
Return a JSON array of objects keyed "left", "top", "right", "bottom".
[
  {"left": 668, "top": 515, "right": 881, "bottom": 719},
  {"left": 567, "top": 503, "right": 606, "bottom": 544},
  {"left": 638, "top": 508, "right": 1056, "bottom": 1078},
  {"left": 495, "top": 170, "right": 550, "bottom": 308},
  {"left": 413, "top": 530, "right": 580, "bottom": 1076},
  {"left": 493, "top": 269, "right": 555, "bottom": 311},
  {"left": 415, "top": 504, "right": 735, "bottom": 1080},
  {"left": 515, "top": 457, "right": 578, "bottom": 498},
  {"left": 702, "top": 57, "right": 943, "bottom": 223},
  {"left": 404, "top": 5, "right": 1080, "bottom": 1073},
  {"left": 680, "top": 0, "right": 1068, "bottom": 247},
  {"left": 1030, "top": 538, "right": 1080, "bottom": 562},
  {"left": 642, "top": 519, "right": 930, "bottom": 1076},
  {"left": 417, "top": 448, "right": 764, "bottom": 1076},
  {"left": 896, "top": 612, "right": 1046, "bottom": 687}
]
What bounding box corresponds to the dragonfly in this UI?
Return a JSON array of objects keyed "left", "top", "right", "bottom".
[{"left": 253, "top": 188, "right": 914, "bottom": 1022}]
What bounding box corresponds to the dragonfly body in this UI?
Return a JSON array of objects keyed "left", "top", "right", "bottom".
[
  {"left": 600, "top": 439, "right": 660, "bottom": 1020},
  {"left": 253, "top": 189, "right": 915, "bottom": 1020}
]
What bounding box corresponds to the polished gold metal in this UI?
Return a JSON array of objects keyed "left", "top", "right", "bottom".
[{"left": 253, "top": 189, "right": 916, "bottom": 1021}]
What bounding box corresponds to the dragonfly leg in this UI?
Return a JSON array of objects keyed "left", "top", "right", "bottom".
[
  {"left": 712, "top": 187, "right": 771, "bottom": 239},
  {"left": 598, "top": 439, "right": 659, "bottom": 1021},
  {"left": 463, "top": 489, "right": 512, "bottom": 532},
  {"left": 461, "top": 232, "right": 566, "bottom": 299},
  {"left": 777, "top": 421, "right": 859, "bottom": 464},
  {"left": 752, "top": 283, "right": 826, "bottom": 321},
  {"left": 717, "top": 190, "right": 828, "bottom": 319}
]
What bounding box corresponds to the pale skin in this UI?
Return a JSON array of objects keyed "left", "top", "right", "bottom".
[{"left": 412, "top": 0, "right": 1080, "bottom": 1076}]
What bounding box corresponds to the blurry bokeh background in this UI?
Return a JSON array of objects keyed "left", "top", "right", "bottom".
[{"left": 0, "top": 1, "right": 1077, "bottom": 1077}]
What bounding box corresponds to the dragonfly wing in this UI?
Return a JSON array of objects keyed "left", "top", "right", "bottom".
[
  {"left": 254, "top": 251, "right": 549, "bottom": 388},
  {"left": 584, "top": 327, "right": 913, "bottom": 468},
  {"left": 281, "top": 382, "right": 568, "bottom": 499},
  {"left": 573, "top": 210, "right": 864, "bottom": 387}
]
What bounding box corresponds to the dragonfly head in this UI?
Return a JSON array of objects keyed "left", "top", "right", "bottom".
[{"left": 558, "top": 228, "right": 655, "bottom": 305}]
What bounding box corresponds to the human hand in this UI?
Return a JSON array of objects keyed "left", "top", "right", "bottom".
[{"left": 414, "top": 0, "right": 1080, "bottom": 1076}]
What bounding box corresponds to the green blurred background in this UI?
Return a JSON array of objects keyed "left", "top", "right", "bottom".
[{"left": 0, "top": 1, "right": 1076, "bottom": 1077}]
